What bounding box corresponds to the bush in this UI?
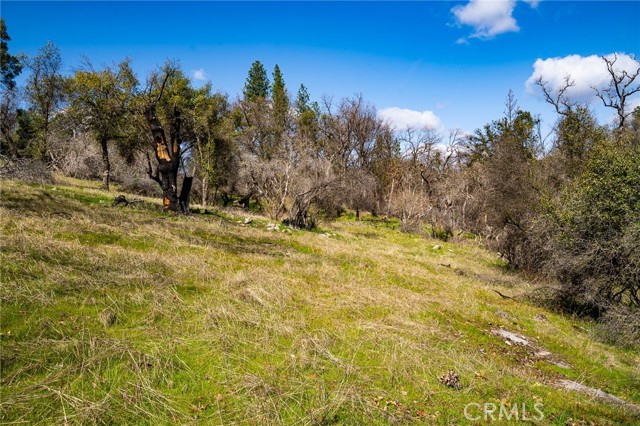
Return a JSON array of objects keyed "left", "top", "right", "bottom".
[
  {"left": 0, "top": 155, "right": 53, "bottom": 184},
  {"left": 593, "top": 305, "right": 640, "bottom": 350},
  {"left": 546, "top": 141, "right": 640, "bottom": 311}
]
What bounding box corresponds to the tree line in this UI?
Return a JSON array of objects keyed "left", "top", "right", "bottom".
[{"left": 1, "top": 20, "right": 639, "bottom": 339}]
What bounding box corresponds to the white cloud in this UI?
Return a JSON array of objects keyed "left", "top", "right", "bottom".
[
  {"left": 523, "top": 0, "right": 540, "bottom": 8},
  {"left": 192, "top": 68, "right": 207, "bottom": 81},
  {"left": 525, "top": 53, "right": 640, "bottom": 103},
  {"left": 379, "top": 107, "right": 442, "bottom": 131},
  {"left": 452, "top": 0, "right": 519, "bottom": 39}
]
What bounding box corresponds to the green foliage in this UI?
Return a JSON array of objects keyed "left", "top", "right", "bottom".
[
  {"left": 556, "top": 106, "right": 606, "bottom": 177},
  {"left": 468, "top": 92, "right": 540, "bottom": 267},
  {"left": 0, "top": 18, "right": 22, "bottom": 91},
  {"left": 557, "top": 142, "right": 640, "bottom": 241},
  {"left": 550, "top": 141, "right": 640, "bottom": 308},
  {"left": 243, "top": 60, "right": 270, "bottom": 101},
  {"left": 67, "top": 59, "right": 138, "bottom": 144},
  {"left": 22, "top": 41, "right": 65, "bottom": 160},
  {"left": 190, "top": 83, "right": 236, "bottom": 203},
  {"left": 465, "top": 91, "right": 539, "bottom": 164},
  {"left": 271, "top": 64, "right": 289, "bottom": 140},
  {"left": 294, "top": 83, "right": 320, "bottom": 143}
]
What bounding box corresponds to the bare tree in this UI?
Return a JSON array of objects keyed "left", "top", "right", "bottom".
[
  {"left": 535, "top": 75, "right": 576, "bottom": 116},
  {"left": 593, "top": 54, "right": 640, "bottom": 129}
]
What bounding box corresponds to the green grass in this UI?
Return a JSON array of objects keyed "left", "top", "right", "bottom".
[{"left": 1, "top": 177, "right": 639, "bottom": 425}]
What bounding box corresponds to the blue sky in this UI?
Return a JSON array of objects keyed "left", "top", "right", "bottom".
[{"left": 3, "top": 1, "right": 640, "bottom": 136}]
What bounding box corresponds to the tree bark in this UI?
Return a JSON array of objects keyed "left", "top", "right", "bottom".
[
  {"left": 201, "top": 178, "right": 208, "bottom": 207},
  {"left": 145, "top": 104, "right": 191, "bottom": 212},
  {"left": 100, "top": 137, "right": 110, "bottom": 190}
]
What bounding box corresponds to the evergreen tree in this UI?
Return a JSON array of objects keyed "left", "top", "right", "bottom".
[
  {"left": 271, "top": 64, "right": 289, "bottom": 142},
  {"left": 294, "top": 84, "right": 319, "bottom": 145},
  {"left": 0, "top": 18, "right": 23, "bottom": 156},
  {"left": 295, "top": 84, "right": 311, "bottom": 114},
  {"left": 0, "top": 18, "right": 22, "bottom": 91},
  {"left": 243, "top": 60, "right": 270, "bottom": 101}
]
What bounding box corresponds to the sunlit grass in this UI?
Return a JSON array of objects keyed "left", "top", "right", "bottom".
[{"left": 1, "top": 178, "right": 639, "bottom": 425}]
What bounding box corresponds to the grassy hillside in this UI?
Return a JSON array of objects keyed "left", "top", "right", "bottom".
[{"left": 1, "top": 177, "right": 639, "bottom": 425}]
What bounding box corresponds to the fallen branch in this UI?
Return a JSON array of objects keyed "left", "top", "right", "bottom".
[
  {"left": 112, "top": 195, "right": 144, "bottom": 207},
  {"left": 492, "top": 289, "right": 514, "bottom": 300}
]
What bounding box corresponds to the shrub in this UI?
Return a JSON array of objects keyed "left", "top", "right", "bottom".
[{"left": 546, "top": 141, "right": 640, "bottom": 311}]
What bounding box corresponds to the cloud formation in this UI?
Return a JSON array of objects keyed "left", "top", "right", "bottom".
[
  {"left": 192, "top": 68, "right": 207, "bottom": 81},
  {"left": 378, "top": 107, "right": 442, "bottom": 131},
  {"left": 452, "top": 0, "right": 519, "bottom": 39},
  {"left": 525, "top": 53, "right": 639, "bottom": 103}
]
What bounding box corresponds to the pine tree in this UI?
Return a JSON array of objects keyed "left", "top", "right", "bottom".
[
  {"left": 295, "top": 84, "right": 311, "bottom": 114},
  {"left": 243, "top": 60, "right": 270, "bottom": 101},
  {"left": 271, "top": 64, "right": 289, "bottom": 141},
  {"left": 294, "top": 84, "right": 320, "bottom": 147},
  {"left": 0, "top": 19, "right": 22, "bottom": 91}
]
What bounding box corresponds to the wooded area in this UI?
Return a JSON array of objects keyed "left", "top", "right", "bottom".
[{"left": 1, "top": 19, "right": 639, "bottom": 344}]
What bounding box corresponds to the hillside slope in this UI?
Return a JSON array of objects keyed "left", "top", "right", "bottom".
[{"left": 1, "top": 178, "right": 639, "bottom": 425}]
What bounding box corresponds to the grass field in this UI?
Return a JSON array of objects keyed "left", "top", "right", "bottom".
[{"left": 1, "top": 177, "right": 639, "bottom": 425}]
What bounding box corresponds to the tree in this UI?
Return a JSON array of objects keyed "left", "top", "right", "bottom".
[
  {"left": 593, "top": 54, "right": 640, "bottom": 129},
  {"left": 0, "top": 19, "right": 22, "bottom": 91},
  {"left": 468, "top": 92, "right": 540, "bottom": 266},
  {"left": 319, "top": 95, "right": 390, "bottom": 217},
  {"left": 23, "top": 41, "right": 65, "bottom": 161},
  {"left": 235, "top": 61, "right": 276, "bottom": 161},
  {"left": 144, "top": 64, "right": 194, "bottom": 212},
  {"left": 0, "top": 18, "right": 23, "bottom": 157},
  {"left": 535, "top": 75, "right": 576, "bottom": 117},
  {"left": 189, "top": 83, "right": 235, "bottom": 206},
  {"left": 294, "top": 83, "right": 320, "bottom": 148},
  {"left": 271, "top": 64, "right": 289, "bottom": 144},
  {"left": 243, "top": 60, "right": 270, "bottom": 101},
  {"left": 67, "top": 59, "right": 138, "bottom": 190},
  {"left": 554, "top": 106, "right": 606, "bottom": 178}
]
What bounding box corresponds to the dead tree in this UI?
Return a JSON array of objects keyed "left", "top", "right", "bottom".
[
  {"left": 593, "top": 54, "right": 640, "bottom": 129},
  {"left": 144, "top": 102, "right": 192, "bottom": 213},
  {"left": 535, "top": 75, "right": 576, "bottom": 116}
]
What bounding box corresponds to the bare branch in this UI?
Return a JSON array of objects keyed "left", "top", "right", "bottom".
[
  {"left": 593, "top": 53, "right": 640, "bottom": 128},
  {"left": 536, "top": 75, "right": 575, "bottom": 116}
]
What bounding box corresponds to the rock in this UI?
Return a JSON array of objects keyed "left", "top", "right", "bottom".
[
  {"left": 495, "top": 310, "right": 514, "bottom": 320},
  {"left": 534, "top": 313, "right": 548, "bottom": 322},
  {"left": 491, "top": 328, "right": 529, "bottom": 346},
  {"left": 555, "top": 379, "right": 640, "bottom": 412},
  {"left": 243, "top": 217, "right": 253, "bottom": 224},
  {"left": 549, "top": 360, "right": 572, "bottom": 369},
  {"left": 433, "top": 245, "right": 441, "bottom": 250}
]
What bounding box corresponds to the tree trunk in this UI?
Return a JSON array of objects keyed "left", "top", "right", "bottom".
[
  {"left": 179, "top": 176, "right": 193, "bottom": 212},
  {"left": 201, "top": 178, "right": 208, "bottom": 207},
  {"left": 100, "top": 138, "right": 110, "bottom": 190},
  {"left": 145, "top": 104, "right": 191, "bottom": 213}
]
